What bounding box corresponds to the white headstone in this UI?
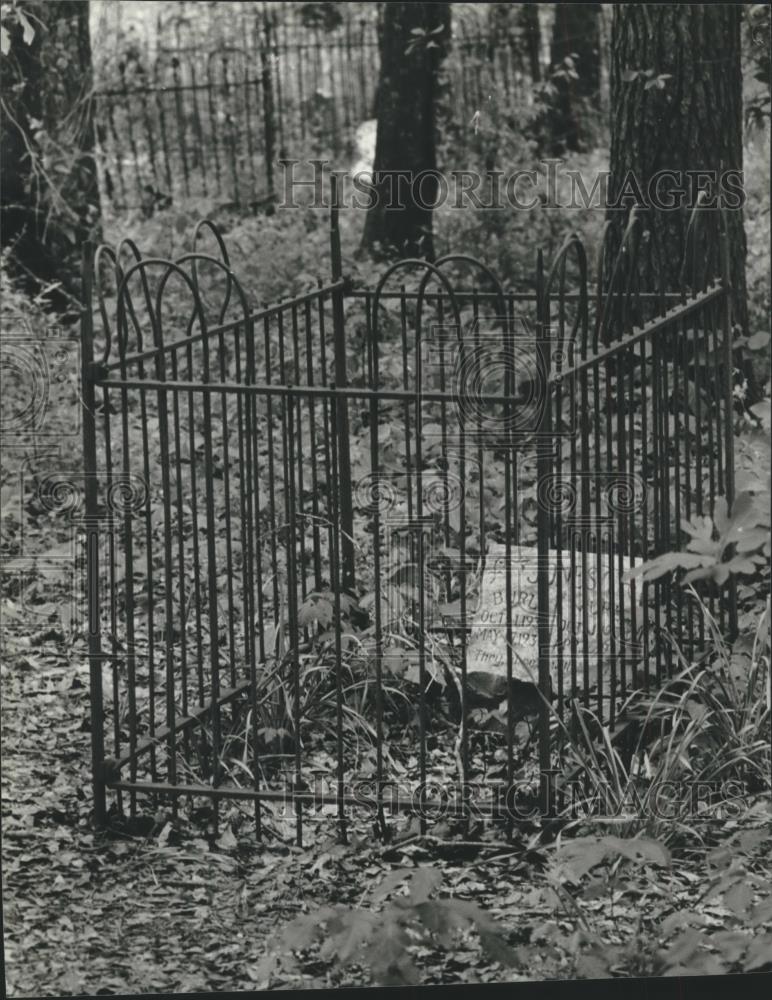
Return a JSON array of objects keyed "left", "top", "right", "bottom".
[{"left": 466, "top": 544, "right": 643, "bottom": 691}]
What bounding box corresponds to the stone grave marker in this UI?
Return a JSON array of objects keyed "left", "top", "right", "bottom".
[{"left": 465, "top": 544, "right": 643, "bottom": 701}]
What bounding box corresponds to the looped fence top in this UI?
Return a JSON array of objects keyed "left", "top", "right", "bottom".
[
  {"left": 89, "top": 210, "right": 732, "bottom": 376},
  {"left": 368, "top": 259, "right": 464, "bottom": 383},
  {"left": 91, "top": 220, "right": 251, "bottom": 370},
  {"left": 542, "top": 233, "right": 589, "bottom": 360}
]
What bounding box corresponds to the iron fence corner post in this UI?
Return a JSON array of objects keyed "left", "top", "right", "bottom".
[
  {"left": 535, "top": 248, "right": 554, "bottom": 820},
  {"left": 330, "top": 176, "right": 356, "bottom": 590},
  {"left": 80, "top": 240, "right": 107, "bottom": 828}
]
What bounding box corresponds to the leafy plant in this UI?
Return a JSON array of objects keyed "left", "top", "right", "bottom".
[
  {"left": 530, "top": 818, "right": 772, "bottom": 978},
  {"left": 735, "top": 397, "right": 772, "bottom": 494},
  {"left": 0, "top": 0, "right": 36, "bottom": 55},
  {"left": 629, "top": 491, "right": 769, "bottom": 587},
  {"left": 628, "top": 397, "right": 770, "bottom": 594},
  {"left": 744, "top": 4, "right": 771, "bottom": 129},
  {"left": 405, "top": 23, "right": 447, "bottom": 58},
  {"left": 547, "top": 594, "right": 771, "bottom": 844},
  {"left": 529, "top": 832, "right": 671, "bottom": 977},
  {"left": 621, "top": 68, "right": 673, "bottom": 91},
  {"left": 253, "top": 865, "right": 519, "bottom": 987},
  {"left": 655, "top": 820, "right": 772, "bottom": 975}
]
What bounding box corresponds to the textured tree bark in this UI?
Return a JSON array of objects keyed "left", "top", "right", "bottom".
[
  {"left": 519, "top": 3, "right": 542, "bottom": 85},
  {"left": 547, "top": 2, "right": 601, "bottom": 153},
  {"left": 0, "top": 0, "right": 99, "bottom": 307},
  {"left": 1, "top": 8, "right": 46, "bottom": 283},
  {"left": 607, "top": 4, "right": 748, "bottom": 338},
  {"left": 361, "top": 2, "right": 450, "bottom": 260}
]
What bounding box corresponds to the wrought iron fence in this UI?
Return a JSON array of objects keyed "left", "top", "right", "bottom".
[
  {"left": 81, "top": 201, "right": 736, "bottom": 840},
  {"left": 93, "top": 12, "right": 534, "bottom": 213}
]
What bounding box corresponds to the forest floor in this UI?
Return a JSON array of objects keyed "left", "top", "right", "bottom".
[{"left": 2, "top": 618, "right": 772, "bottom": 993}]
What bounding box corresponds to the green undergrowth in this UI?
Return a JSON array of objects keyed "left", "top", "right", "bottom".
[{"left": 247, "top": 592, "right": 771, "bottom": 986}]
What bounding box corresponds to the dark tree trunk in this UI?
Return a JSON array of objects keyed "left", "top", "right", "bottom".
[
  {"left": 519, "top": 3, "right": 541, "bottom": 85},
  {"left": 608, "top": 4, "right": 748, "bottom": 339},
  {"left": 0, "top": 0, "right": 99, "bottom": 309},
  {"left": 547, "top": 2, "right": 601, "bottom": 152},
  {"left": 361, "top": 2, "right": 450, "bottom": 260},
  {"left": 1, "top": 8, "right": 47, "bottom": 285}
]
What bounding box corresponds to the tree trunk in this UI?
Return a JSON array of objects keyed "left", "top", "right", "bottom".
[
  {"left": 608, "top": 4, "right": 748, "bottom": 338},
  {"left": 1, "top": 7, "right": 47, "bottom": 285},
  {"left": 361, "top": 2, "right": 450, "bottom": 260},
  {"left": 48, "top": 1, "right": 100, "bottom": 256},
  {"left": 519, "top": 3, "right": 541, "bottom": 85},
  {"left": 0, "top": 0, "right": 99, "bottom": 309},
  {"left": 547, "top": 2, "right": 601, "bottom": 153}
]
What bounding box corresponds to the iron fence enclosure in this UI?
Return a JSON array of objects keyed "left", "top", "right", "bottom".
[{"left": 82, "top": 201, "right": 736, "bottom": 842}]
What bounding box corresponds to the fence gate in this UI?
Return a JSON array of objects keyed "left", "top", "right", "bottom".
[{"left": 82, "top": 205, "right": 736, "bottom": 842}]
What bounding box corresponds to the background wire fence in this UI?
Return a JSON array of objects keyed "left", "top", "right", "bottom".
[{"left": 93, "top": 7, "right": 536, "bottom": 213}]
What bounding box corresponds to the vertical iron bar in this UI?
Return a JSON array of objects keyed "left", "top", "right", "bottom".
[
  {"left": 503, "top": 295, "right": 515, "bottom": 838},
  {"left": 262, "top": 312, "right": 281, "bottom": 617},
  {"left": 169, "top": 351, "right": 191, "bottom": 769},
  {"left": 241, "top": 52, "right": 257, "bottom": 206},
  {"left": 290, "top": 303, "right": 307, "bottom": 608},
  {"left": 234, "top": 321, "right": 261, "bottom": 836},
  {"left": 102, "top": 390, "right": 120, "bottom": 806},
  {"left": 330, "top": 179, "right": 355, "bottom": 589},
  {"left": 456, "top": 311, "right": 469, "bottom": 828},
  {"left": 303, "top": 298, "right": 323, "bottom": 591},
  {"left": 679, "top": 315, "right": 695, "bottom": 658},
  {"left": 120, "top": 65, "right": 144, "bottom": 205},
  {"left": 602, "top": 341, "right": 615, "bottom": 726},
  {"left": 138, "top": 87, "right": 161, "bottom": 199},
  {"left": 137, "top": 341, "right": 157, "bottom": 780},
  {"left": 81, "top": 244, "right": 106, "bottom": 827},
  {"left": 284, "top": 391, "right": 303, "bottom": 846},
  {"left": 400, "top": 287, "right": 414, "bottom": 523},
  {"left": 329, "top": 385, "right": 348, "bottom": 843},
  {"left": 661, "top": 329, "right": 674, "bottom": 678},
  {"left": 414, "top": 296, "right": 428, "bottom": 836},
  {"left": 171, "top": 57, "right": 191, "bottom": 199},
  {"left": 151, "top": 341, "right": 178, "bottom": 800},
  {"left": 197, "top": 331, "right": 224, "bottom": 819},
  {"left": 105, "top": 96, "right": 127, "bottom": 209},
  {"left": 154, "top": 63, "right": 174, "bottom": 198},
  {"left": 709, "top": 300, "right": 727, "bottom": 634},
  {"left": 261, "top": 27, "right": 276, "bottom": 202},
  {"left": 535, "top": 249, "right": 553, "bottom": 817},
  {"left": 185, "top": 337, "right": 205, "bottom": 707},
  {"left": 368, "top": 298, "right": 386, "bottom": 837},
  {"left": 222, "top": 54, "right": 241, "bottom": 205},
  {"left": 719, "top": 224, "right": 738, "bottom": 638},
  {"left": 553, "top": 285, "right": 565, "bottom": 724},
  {"left": 639, "top": 337, "right": 650, "bottom": 691},
  {"left": 206, "top": 56, "right": 223, "bottom": 198},
  {"left": 189, "top": 59, "right": 209, "bottom": 198},
  {"left": 119, "top": 346, "right": 138, "bottom": 817},
  {"left": 651, "top": 333, "right": 663, "bottom": 686},
  {"left": 217, "top": 327, "right": 238, "bottom": 688}
]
